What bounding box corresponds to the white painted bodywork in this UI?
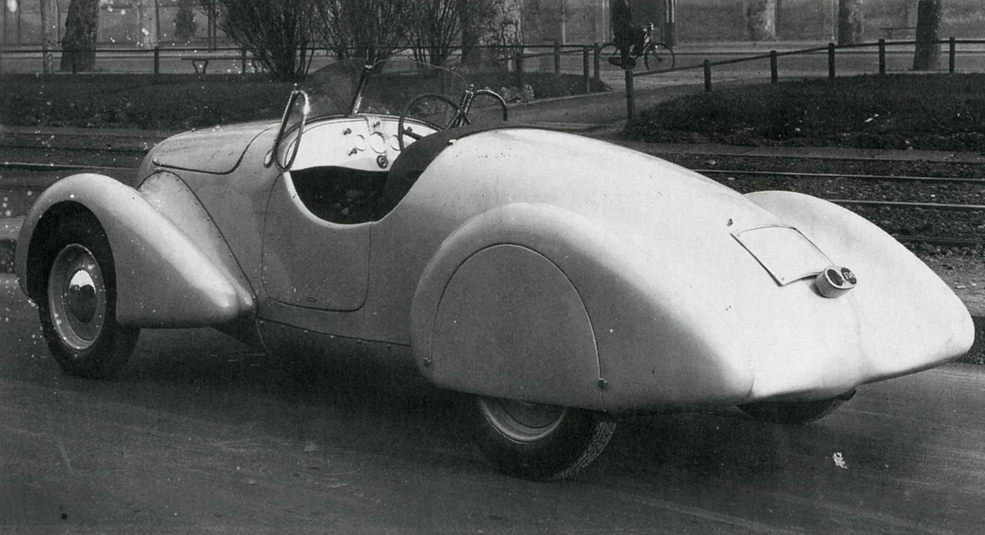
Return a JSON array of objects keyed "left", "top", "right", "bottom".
[{"left": 17, "top": 119, "right": 974, "bottom": 414}]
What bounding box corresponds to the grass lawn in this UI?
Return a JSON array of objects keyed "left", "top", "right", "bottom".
[
  {"left": 0, "top": 72, "right": 604, "bottom": 131},
  {"left": 626, "top": 74, "right": 985, "bottom": 152}
]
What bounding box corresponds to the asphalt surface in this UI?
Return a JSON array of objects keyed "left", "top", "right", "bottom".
[{"left": 2, "top": 274, "right": 985, "bottom": 534}]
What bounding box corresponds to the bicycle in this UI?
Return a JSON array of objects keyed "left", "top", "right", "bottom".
[
  {"left": 398, "top": 81, "right": 509, "bottom": 151},
  {"left": 601, "top": 23, "right": 675, "bottom": 71}
]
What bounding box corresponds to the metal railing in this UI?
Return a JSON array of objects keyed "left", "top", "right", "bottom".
[{"left": 0, "top": 42, "right": 601, "bottom": 86}]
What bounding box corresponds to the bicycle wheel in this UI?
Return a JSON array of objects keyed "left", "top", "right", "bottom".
[
  {"left": 599, "top": 43, "right": 627, "bottom": 70},
  {"left": 644, "top": 42, "right": 675, "bottom": 71}
]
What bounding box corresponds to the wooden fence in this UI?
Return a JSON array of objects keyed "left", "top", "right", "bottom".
[{"left": 623, "top": 38, "right": 985, "bottom": 121}]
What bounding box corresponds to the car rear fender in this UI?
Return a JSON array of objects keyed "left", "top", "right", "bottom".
[
  {"left": 17, "top": 173, "right": 255, "bottom": 328},
  {"left": 746, "top": 190, "right": 974, "bottom": 379},
  {"left": 411, "top": 203, "right": 755, "bottom": 412}
]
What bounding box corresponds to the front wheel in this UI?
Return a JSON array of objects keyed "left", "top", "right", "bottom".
[
  {"left": 643, "top": 42, "right": 675, "bottom": 71},
  {"left": 38, "top": 213, "right": 139, "bottom": 379},
  {"left": 738, "top": 390, "right": 856, "bottom": 425},
  {"left": 473, "top": 396, "right": 615, "bottom": 480}
]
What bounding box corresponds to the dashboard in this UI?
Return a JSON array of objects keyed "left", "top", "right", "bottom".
[{"left": 289, "top": 115, "right": 439, "bottom": 173}]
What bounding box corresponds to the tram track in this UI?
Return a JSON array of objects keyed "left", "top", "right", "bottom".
[{"left": 3, "top": 148, "right": 984, "bottom": 248}]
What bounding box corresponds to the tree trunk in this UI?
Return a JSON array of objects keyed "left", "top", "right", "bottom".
[
  {"left": 461, "top": 0, "right": 522, "bottom": 70},
  {"left": 40, "top": 0, "right": 59, "bottom": 44},
  {"left": 746, "top": 0, "right": 776, "bottom": 42},
  {"left": 136, "top": 0, "right": 159, "bottom": 48},
  {"left": 61, "top": 0, "right": 99, "bottom": 72},
  {"left": 174, "top": 0, "right": 197, "bottom": 43},
  {"left": 912, "top": 0, "right": 942, "bottom": 70},
  {"left": 40, "top": 0, "right": 59, "bottom": 73},
  {"left": 837, "top": 0, "right": 864, "bottom": 45}
]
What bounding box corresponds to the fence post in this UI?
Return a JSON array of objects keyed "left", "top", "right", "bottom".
[
  {"left": 703, "top": 60, "right": 712, "bottom": 92},
  {"left": 42, "top": 41, "right": 49, "bottom": 74},
  {"left": 554, "top": 41, "right": 561, "bottom": 75},
  {"left": 949, "top": 37, "right": 956, "bottom": 74},
  {"left": 514, "top": 48, "right": 525, "bottom": 86},
  {"left": 625, "top": 68, "right": 635, "bottom": 121},
  {"left": 583, "top": 46, "right": 591, "bottom": 92},
  {"left": 242, "top": 47, "right": 248, "bottom": 75},
  {"left": 827, "top": 42, "right": 836, "bottom": 80},
  {"left": 153, "top": 46, "right": 160, "bottom": 76},
  {"left": 878, "top": 39, "right": 886, "bottom": 75},
  {"left": 769, "top": 50, "right": 778, "bottom": 84},
  {"left": 593, "top": 43, "right": 600, "bottom": 84}
]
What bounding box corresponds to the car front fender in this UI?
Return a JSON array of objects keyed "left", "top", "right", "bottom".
[{"left": 17, "top": 173, "right": 255, "bottom": 328}]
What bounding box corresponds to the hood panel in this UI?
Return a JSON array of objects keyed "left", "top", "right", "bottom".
[{"left": 151, "top": 122, "right": 274, "bottom": 174}]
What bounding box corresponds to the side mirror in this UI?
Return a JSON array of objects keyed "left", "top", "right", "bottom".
[{"left": 266, "top": 89, "right": 310, "bottom": 170}]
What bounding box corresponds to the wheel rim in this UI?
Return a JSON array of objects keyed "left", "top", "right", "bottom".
[
  {"left": 478, "top": 397, "right": 568, "bottom": 443},
  {"left": 47, "top": 244, "right": 107, "bottom": 352}
]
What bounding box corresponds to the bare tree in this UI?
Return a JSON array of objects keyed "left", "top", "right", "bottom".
[
  {"left": 206, "top": 0, "right": 318, "bottom": 81},
  {"left": 406, "top": 0, "right": 493, "bottom": 67},
  {"left": 912, "top": 0, "right": 942, "bottom": 70},
  {"left": 314, "top": 0, "right": 408, "bottom": 66},
  {"left": 60, "top": 0, "right": 98, "bottom": 72},
  {"left": 837, "top": 0, "right": 864, "bottom": 45},
  {"left": 460, "top": 0, "right": 521, "bottom": 70},
  {"left": 746, "top": 0, "right": 776, "bottom": 41}
]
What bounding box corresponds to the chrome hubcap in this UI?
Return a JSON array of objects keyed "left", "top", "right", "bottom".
[
  {"left": 478, "top": 397, "right": 567, "bottom": 443},
  {"left": 48, "top": 245, "right": 107, "bottom": 351}
]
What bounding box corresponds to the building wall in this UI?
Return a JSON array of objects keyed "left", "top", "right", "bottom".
[
  {"left": 4, "top": 0, "right": 984, "bottom": 47},
  {"left": 522, "top": 0, "right": 985, "bottom": 45},
  {"left": 2, "top": 0, "right": 222, "bottom": 46}
]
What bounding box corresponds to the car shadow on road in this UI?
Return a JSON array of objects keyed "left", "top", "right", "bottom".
[{"left": 4, "top": 322, "right": 932, "bottom": 488}]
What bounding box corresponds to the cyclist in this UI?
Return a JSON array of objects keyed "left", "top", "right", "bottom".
[{"left": 611, "top": 0, "right": 649, "bottom": 69}]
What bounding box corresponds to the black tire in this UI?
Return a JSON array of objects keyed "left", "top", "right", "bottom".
[
  {"left": 738, "top": 390, "right": 856, "bottom": 425},
  {"left": 473, "top": 396, "right": 615, "bottom": 480},
  {"left": 37, "top": 212, "right": 139, "bottom": 379},
  {"left": 643, "top": 42, "right": 675, "bottom": 71}
]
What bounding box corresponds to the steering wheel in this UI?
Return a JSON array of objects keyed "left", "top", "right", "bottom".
[{"left": 397, "top": 93, "right": 468, "bottom": 152}]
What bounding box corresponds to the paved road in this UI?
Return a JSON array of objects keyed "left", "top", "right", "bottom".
[{"left": 2, "top": 274, "right": 984, "bottom": 533}]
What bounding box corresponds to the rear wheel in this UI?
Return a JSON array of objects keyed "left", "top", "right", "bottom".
[
  {"left": 600, "top": 43, "right": 627, "bottom": 69},
  {"left": 643, "top": 42, "right": 675, "bottom": 71},
  {"left": 738, "top": 390, "right": 856, "bottom": 424},
  {"left": 473, "top": 396, "right": 615, "bottom": 480},
  {"left": 38, "top": 213, "right": 139, "bottom": 379}
]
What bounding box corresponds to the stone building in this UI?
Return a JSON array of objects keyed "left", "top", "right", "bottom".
[
  {"left": 520, "top": 0, "right": 982, "bottom": 45},
  {"left": 3, "top": 0, "right": 982, "bottom": 47}
]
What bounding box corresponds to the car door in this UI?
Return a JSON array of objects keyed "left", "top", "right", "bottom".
[{"left": 261, "top": 172, "right": 371, "bottom": 311}]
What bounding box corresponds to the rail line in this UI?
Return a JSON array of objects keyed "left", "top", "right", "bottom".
[
  {"left": 0, "top": 144, "right": 149, "bottom": 155},
  {"left": 1, "top": 161, "right": 136, "bottom": 172},
  {"left": 696, "top": 168, "right": 985, "bottom": 185},
  {"left": 2, "top": 159, "right": 983, "bottom": 248}
]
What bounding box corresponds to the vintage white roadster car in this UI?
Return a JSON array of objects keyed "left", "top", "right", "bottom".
[{"left": 15, "top": 60, "right": 974, "bottom": 480}]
